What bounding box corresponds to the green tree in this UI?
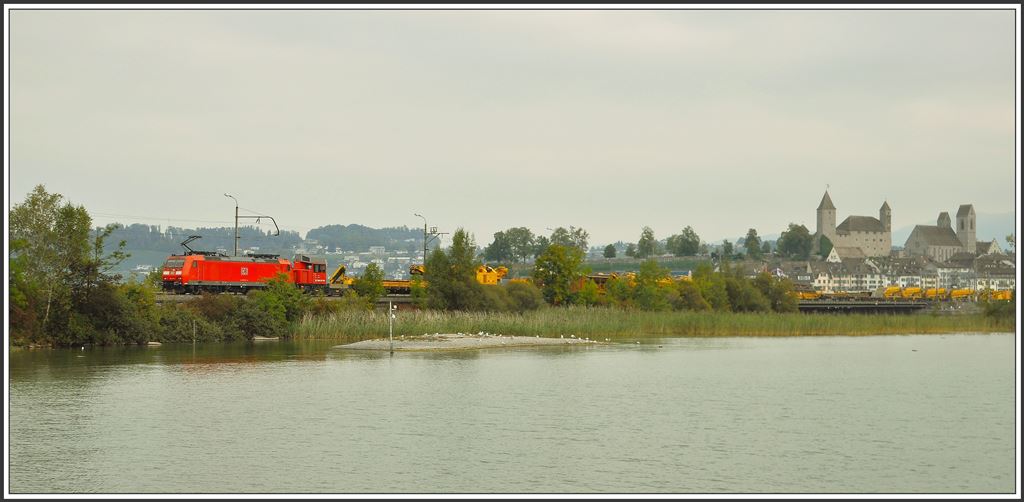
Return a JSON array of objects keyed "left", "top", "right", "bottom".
[
  {"left": 9, "top": 239, "right": 42, "bottom": 344},
  {"left": 751, "top": 272, "right": 798, "bottom": 313},
  {"left": 532, "top": 235, "right": 551, "bottom": 258},
  {"left": 9, "top": 185, "right": 130, "bottom": 345},
  {"left": 154, "top": 304, "right": 225, "bottom": 343},
  {"left": 505, "top": 227, "right": 536, "bottom": 263},
  {"left": 605, "top": 276, "right": 635, "bottom": 309},
  {"left": 504, "top": 281, "right": 546, "bottom": 312},
  {"left": 721, "top": 240, "right": 734, "bottom": 258},
  {"left": 603, "top": 244, "right": 617, "bottom": 258},
  {"left": 352, "top": 263, "right": 385, "bottom": 307},
  {"left": 251, "top": 272, "right": 310, "bottom": 321},
  {"left": 624, "top": 243, "right": 637, "bottom": 258},
  {"left": 634, "top": 259, "right": 671, "bottom": 311},
  {"left": 573, "top": 279, "right": 605, "bottom": 307},
  {"left": 637, "top": 226, "right": 657, "bottom": 258},
  {"left": 722, "top": 270, "right": 770, "bottom": 313},
  {"left": 672, "top": 280, "right": 711, "bottom": 311},
  {"left": 683, "top": 227, "right": 701, "bottom": 256},
  {"left": 761, "top": 241, "right": 772, "bottom": 256},
  {"left": 549, "top": 227, "right": 572, "bottom": 247},
  {"left": 817, "top": 235, "right": 833, "bottom": 260},
  {"left": 1006, "top": 233, "right": 1015, "bottom": 253},
  {"left": 778, "top": 223, "right": 813, "bottom": 260},
  {"left": 483, "top": 231, "right": 514, "bottom": 263},
  {"left": 547, "top": 226, "right": 588, "bottom": 251},
  {"left": 667, "top": 226, "right": 701, "bottom": 256},
  {"left": 532, "top": 244, "right": 586, "bottom": 305},
  {"left": 693, "top": 263, "right": 731, "bottom": 311},
  {"left": 744, "top": 228, "right": 762, "bottom": 259},
  {"left": 409, "top": 276, "right": 428, "bottom": 309},
  {"left": 425, "top": 229, "right": 489, "bottom": 311},
  {"left": 569, "top": 226, "right": 590, "bottom": 251},
  {"left": 230, "top": 299, "right": 288, "bottom": 340}
]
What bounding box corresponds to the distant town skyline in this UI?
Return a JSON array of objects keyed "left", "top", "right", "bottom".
[{"left": 7, "top": 7, "right": 1019, "bottom": 248}]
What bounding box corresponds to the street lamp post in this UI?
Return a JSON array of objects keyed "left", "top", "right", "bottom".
[{"left": 224, "top": 193, "right": 239, "bottom": 256}]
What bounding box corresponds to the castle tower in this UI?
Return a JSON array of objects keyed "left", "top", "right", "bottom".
[
  {"left": 816, "top": 191, "right": 836, "bottom": 239},
  {"left": 956, "top": 204, "right": 976, "bottom": 254},
  {"left": 937, "top": 212, "right": 951, "bottom": 229},
  {"left": 879, "top": 201, "right": 891, "bottom": 232}
]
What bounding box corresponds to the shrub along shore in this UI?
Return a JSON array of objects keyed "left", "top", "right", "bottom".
[{"left": 292, "top": 307, "right": 1014, "bottom": 342}]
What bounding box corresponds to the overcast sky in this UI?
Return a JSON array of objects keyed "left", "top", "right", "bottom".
[{"left": 7, "top": 8, "right": 1018, "bottom": 247}]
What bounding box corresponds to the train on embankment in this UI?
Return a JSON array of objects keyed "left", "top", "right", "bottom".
[
  {"left": 160, "top": 236, "right": 329, "bottom": 294},
  {"left": 160, "top": 236, "right": 1013, "bottom": 303},
  {"left": 160, "top": 235, "right": 509, "bottom": 295}
]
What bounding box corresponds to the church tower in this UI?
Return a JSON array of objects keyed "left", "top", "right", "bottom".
[
  {"left": 956, "top": 204, "right": 976, "bottom": 254},
  {"left": 816, "top": 191, "right": 836, "bottom": 239},
  {"left": 879, "top": 200, "right": 891, "bottom": 232},
  {"left": 878, "top": 200, "right": 892, "bottom": 256},
  {"left": 938, "top": 212, "right": 951, "bottom": 229}
]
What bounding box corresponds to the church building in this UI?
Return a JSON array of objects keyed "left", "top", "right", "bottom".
[{"left": 813, "top": 191, "right": 892, "bottom": 258}]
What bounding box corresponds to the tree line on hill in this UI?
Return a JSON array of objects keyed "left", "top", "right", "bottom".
[
  {"left": 98, "top": 222, "right": 425, "bottom": 259},
  {"left": 304, "top": 224, "right": 423, "bottom": 253},
  {"left": 100, "top": 223, "right": 302, "bottom": 255},
  {"left": 483, "top": 223, "right": 817, "bottom": 264}
]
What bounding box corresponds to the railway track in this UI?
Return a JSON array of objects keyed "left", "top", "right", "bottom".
[{"left": 154, "top": 293, "right": 415, "bottom": 304}]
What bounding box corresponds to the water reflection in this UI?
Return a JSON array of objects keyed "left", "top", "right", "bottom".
[
  {"left": 8, "top": 333, "right": 1016, "bottom": 494},
  {"left": 10, "top": 337, "right": 730, "bottom": 375},
  {"left": 327, "top": 341, "right": 618, "bottom": 362},
  {"left": 10, "top": 340, "right": 344, "bottom": 378}
]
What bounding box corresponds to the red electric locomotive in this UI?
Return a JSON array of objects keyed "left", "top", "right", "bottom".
[{"left": 161, "top": 236, "right": 327, "bottom": 294}]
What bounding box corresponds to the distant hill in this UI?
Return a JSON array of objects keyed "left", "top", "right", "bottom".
[
  {"left": 304, "top": 224, "right": 421, "bottom": 253},
  {"left": 103, "top": 223, "right": 303, "bottom": 256},
  {"left": 892, "top": 212, "right": 1015, "bottom": 246}
]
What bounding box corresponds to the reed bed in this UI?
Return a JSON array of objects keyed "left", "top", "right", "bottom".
[{"left": 292, "top": 307, "right": 1014, "bottom": 341}]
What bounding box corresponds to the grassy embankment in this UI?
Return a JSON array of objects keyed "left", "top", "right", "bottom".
[{"left": 292, "top": 306, "right": 1015, "bottom": 341}]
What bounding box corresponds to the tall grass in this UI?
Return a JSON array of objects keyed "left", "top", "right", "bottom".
[{"left": 291, "top": 306, "right": 1015, "bottom": 341}]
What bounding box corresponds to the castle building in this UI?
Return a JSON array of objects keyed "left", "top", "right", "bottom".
[
  {"left": 814, "top": 191, "right": 892, "bottom": 258},
  {"left": 903, "top": 204, "right": 977, "bottom": 262}
]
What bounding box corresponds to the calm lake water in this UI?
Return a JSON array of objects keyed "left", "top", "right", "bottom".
[{"left": 8, "top": 333, "right": 1017, "bottom": 494}]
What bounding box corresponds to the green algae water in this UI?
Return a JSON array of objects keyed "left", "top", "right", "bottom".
[{"left": 8, "top": 333, "right": 1016, "bottom": 494}]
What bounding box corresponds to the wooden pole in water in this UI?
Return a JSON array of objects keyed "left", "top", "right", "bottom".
[{"left": 388, "top": 301, "right": 394, "bottom": 354}]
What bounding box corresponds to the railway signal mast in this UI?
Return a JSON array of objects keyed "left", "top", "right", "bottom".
[
  {"left": 224, "top": 193, "right": 281, "bottom": 256},
  {"left": 414, "top": 213, "right": 447, "bottom": 263}
]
